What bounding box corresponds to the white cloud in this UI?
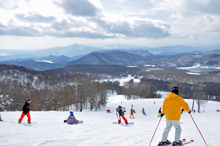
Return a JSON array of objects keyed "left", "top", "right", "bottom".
[{"left": 0, "top": 0, "right": 219, "bottom": 50}]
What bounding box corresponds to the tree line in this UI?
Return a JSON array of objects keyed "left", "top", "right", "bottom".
[
  {"left": 0, "top": 70, "right": 159, "bottom": 111},
  {"left": 1, "top": 65, "right": 220, "bottom": 112}
]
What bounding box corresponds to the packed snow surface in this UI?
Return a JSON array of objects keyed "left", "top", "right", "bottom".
[{"left": 0, "top": 95, "right": 219, "bottom": 146}]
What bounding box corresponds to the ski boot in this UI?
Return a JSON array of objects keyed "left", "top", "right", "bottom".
[
  {"left": 158, "top": 140, "right": 171, "bottom": 145},
  {"left": 28, "top": 121, "right": 31, "bottom": 124},
  {"left": 18, "top": 120, "right": 21, "bottom": 123},
  {"left": 172, "top": 140, "right": 182, "bottom": 146}
]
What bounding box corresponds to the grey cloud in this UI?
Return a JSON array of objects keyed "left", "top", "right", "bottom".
[
  {"left": 15, "top": 12, "right": 56, "bottom": 23},
  {"left": 92, "top": 17, "right": 170, "bottom": 38},
  {"left": 108, "top": 22, "right": 134, "bottom": 36},
  {"left": 0, "top": 26, "right": 40, "bottom": 36},
  {"left": 51, "top": 20, "right": 72, "bottom": 31},
  {"left": 43, "top": 19, "right": 114, "bottom": 38},
  {"left": 47, "top": 30, "right": 114, "bottom": 39},
  {"left": 54, "top": 0, "right": 99, "bottom": 17},
  {"left": 1, "top": 14, "right": 170, "bottom": 39},
  {"left": 186, "top": 0, "right": 220, "bottom": 15},
  {"left": 51, "top": 19, "right": 89, "bottom": 31},
  {"left": 89, "top": 18, "right": 134, "bottom": 36},
  {"left": 132, "top": 21, "right": 170, "bottom": 38}
]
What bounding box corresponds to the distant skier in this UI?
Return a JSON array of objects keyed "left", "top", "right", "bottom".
[
  {"left": 158, "top": 107, "right": 161, "bottom": 117},
  {"left": 18, "top": 99, "right": 31, "bottom": 124},
  {"left": 142, "top": 108, "right": 146, "bottom": 116},
  {"left": 123, "top": 107, "right": 126, "bottom": 115},
  {"left": 158, "top": 87, "right": 191, "bottom": 146},
  {"left": 64, "top": 111, "right": 78, "bottom": 124},
  {"left": 116, "top": 106, "right": 128, "bottom": 124},
  {"left": 130, "top": 106, "right": 135, "bottom": 119},
  {"left": 106, "top": 109, "right": 111, "bottom": 113}
]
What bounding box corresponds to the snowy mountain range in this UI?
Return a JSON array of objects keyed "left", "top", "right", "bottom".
[
  {"left": 0, "top": 44, "right": 220, "bottom": 71},
  {"left": 68, "top": 51, "right": 149, "bottom": 66},
  {"left": 67, "top": 49, "right": 220, "bottom": 67},
  {"left": 1, "top": 44, "right": 220, "bottom": 59}
]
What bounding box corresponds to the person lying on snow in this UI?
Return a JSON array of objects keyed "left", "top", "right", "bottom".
[
  {"left": 64, "top": 111, "right": 78, "bottom": 124},
  {"left": 106, "top": 109, "right": 111, "bottom": 113}
]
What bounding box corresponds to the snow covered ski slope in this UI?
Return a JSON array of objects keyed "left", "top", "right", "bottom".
[{"left": 0, "top": 95, "right": 219, "bottom": 146}]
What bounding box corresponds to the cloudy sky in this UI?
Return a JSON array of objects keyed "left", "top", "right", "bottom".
[{"left": 0, "top": 0, "right": 220, "bottom": 50}]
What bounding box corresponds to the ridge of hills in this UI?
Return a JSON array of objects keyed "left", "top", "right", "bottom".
[{"left": 0, "top": 45, "right": 220, "bottom": 71}]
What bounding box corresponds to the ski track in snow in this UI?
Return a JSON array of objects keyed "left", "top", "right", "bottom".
[{"left": 0, "top": 95, "right": 220, "bottom": 146}]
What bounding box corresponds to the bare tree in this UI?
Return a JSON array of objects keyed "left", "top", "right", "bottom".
[
  {"left": 71, "top": 73, "right": 87, "bottom": 112},
  {"left": 192, "top": 83, "right": 206, "bottom": 113},
  {"left": 0, "top": 79, "right": 13, "bottom": 111},
  {"left": 178, "top": 82, "right": 187, "bottom": 97}
]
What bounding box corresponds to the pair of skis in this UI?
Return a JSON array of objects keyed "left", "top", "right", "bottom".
[
  {"left": 158, "top": 139, "right": 194, "bottom": 146},
  {"left": 17, "top": 121, "right": 37, "bottom": 125},
  {"left": 112, "top": 122, "right": 134, "bottom": 125}
]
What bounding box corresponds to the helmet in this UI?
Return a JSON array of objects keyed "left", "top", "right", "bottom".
[
  {"left": 70, "top": 111, "right": 73, "bottom": 115},
  {"left": 172, "top": 86, "right": 179, "bottom": 95},
  {"left": 172, "top": 86, "right": 179, "bottom": 92},
  {"left": 118, "top": 106, "right": 122, "bottom": 109}
]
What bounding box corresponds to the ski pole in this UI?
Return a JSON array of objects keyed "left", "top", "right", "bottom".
[
  {"left": 190, "top": 113, "right": 208, "bottom": 146},
  {"left": 149, "top": 117, "right": 162, "bottom": 146}
]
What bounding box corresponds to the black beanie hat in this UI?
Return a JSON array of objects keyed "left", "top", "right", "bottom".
[
  {"left": 172, "top": 86, "right": 179, "bottom": 95},
  {"left": 27, "top": 99, "right": 31, "bottom": 102}
]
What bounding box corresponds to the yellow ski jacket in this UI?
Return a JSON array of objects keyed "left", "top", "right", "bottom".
[{"left": 162, "top": 92, "right": 190, "bottom": 121}]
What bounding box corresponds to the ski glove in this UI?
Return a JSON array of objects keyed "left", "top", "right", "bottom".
[
  {"left": 161, "top": 113, "right": 164, "bottom": 117},
  {"left": 188, "top": 110, "right": 191, "bottom": 114}
]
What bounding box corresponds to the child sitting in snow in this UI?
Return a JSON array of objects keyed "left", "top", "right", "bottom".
[{"left": 64, "top": 111, "right": 78, "bottom": 124}]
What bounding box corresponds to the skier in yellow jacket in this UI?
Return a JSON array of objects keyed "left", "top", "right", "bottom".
[{"left": 158, "top": 86, "right": 191, "bottom": 146}]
